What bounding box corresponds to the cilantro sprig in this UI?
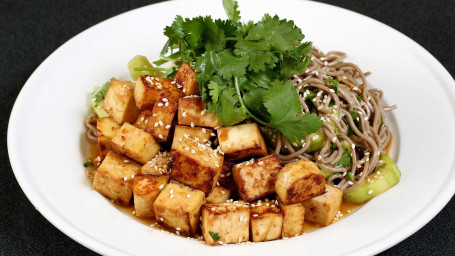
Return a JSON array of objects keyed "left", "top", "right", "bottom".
[
  {"left": 209, "top": 231, "right": 221, "bottom": 241},
  {"left": 156, "top": 0, "right": 323, "bottom": 142}
]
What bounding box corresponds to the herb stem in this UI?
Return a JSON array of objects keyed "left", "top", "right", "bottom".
[{"left": 233, "top": 77, "right": 269, "bottom": 126}]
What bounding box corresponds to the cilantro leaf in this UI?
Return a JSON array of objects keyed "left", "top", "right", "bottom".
[
  {"left": 263, "top": 80, "right": 323, "bottom": 142},
  {"left": 154, "top": 1, "right": 323, "bottom": 142},
  {"left": 216, "top": 87, "right": 248, "bottom": 126},
  {"left": 213, "top": 50, "right": 247, "bottom": 79},
  {"left": 208, "top": 231, "right": 221, "bottom": 241},
  {"left": 245, "top": 14, "right": 304, "bottom": 52},
  {"left": 222, "top": 0, "right": 241, "bottom": 24}
]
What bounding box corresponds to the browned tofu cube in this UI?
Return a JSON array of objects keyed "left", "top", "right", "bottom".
[
  {"left": 111, "top": 123, "right": 160, "bottom": 164},
  {"left": 280, "top": 203, "right": 305, "bottom": 238},
  {"left": 144, "top": 96, "right": 178, "bottom": 142},
  {"left": 175, "top": 62, "right": 200, "bottom": 96},
  {"left": 177, "top": 97, "right": 220, "bottom": 128},
  {"left": 232, "top": 155, "right": 281, "bottom": 202},
  {"left": 153, "top": 182, "right": 205, "bottom": 235},
  {"left": 96, "top": 117, "right": 120, "bottom": 160},
  {"left": 132, "top": 174, "right": 169, "bottom": 217},
  {"left": 218, "top": 161, "right": 237, "bottom": 194},
  {"left": 140, "top": 151, "right": 172, "bottom": 175},
  {"left": 275, "top": 159, "right": 325, "bottom": 204},
  {"left": 134, "top": 110, "right": 153, "bottom": 130},
  {"left": 201, "top": 202, "right": 250, "bottom": 245},
  {"left": 170, "top": 125, "right": 213, "bottom": 154},
  {"left": 206, "top": 187, "right": 231, "bottom": 204},
  {"left": 92, "top": 151, "right": 141, "bottom": 205},
  {"left": 217, "top": 123, "right": 267, "bottom": 161},
  {"left": 134, "top": 75, "right": 183, "bottom": 110},
  {"left": 170, "top": 138, "right": 223, "bottom": 195},
  {"left": 250, "top": 202, "right": 283, "bottom": 242},
  {"left": 302, "top": 185, "right": 343, "bottom": 226},
  {"left": 103, "top": 80, "right": 140, "bottom": 124}
]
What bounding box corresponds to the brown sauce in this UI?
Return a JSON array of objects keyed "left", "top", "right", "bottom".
[{"left": 82, "top": 131, "right": 384, "bottom": 240}]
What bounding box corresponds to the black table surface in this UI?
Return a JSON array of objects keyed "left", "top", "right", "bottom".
[{"left": 1, "top": 0, "right": 454, "bottom": 255}]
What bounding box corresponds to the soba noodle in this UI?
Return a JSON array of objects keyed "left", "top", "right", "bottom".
[{"left": 276, "top": 47, "right": 396, "bottom": 192}]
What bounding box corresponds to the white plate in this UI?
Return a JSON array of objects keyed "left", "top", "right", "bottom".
[{"left": 7, "top": 0, "right": 455, "bottom": 255}]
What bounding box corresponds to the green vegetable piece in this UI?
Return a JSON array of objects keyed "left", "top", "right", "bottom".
[
  {"left": 128, "top": 55, "right": 154, "bottom": 80},
  {"left": 90, "top": 78, "right": 114, "bottom": 118},
  {"left": 321, "top": 169, "right": 333, "bottom": 179},
  {"left": 343, "top": 154, "right": 401, "bottom": 204},
  {"left": 326, "top": 77, "right": 339, "bottom": 94},
  {"left": 209, "top": 231, "right": 221, "bottom": 241},
  {"left": 83, "top": 161, "right": 94, "bottom": 168},
  {"left": 305, "top": 130, "right": 325, "bottom": 153},
  {"left": 222, "top": 0, "right": 241, "bottom": 24}
]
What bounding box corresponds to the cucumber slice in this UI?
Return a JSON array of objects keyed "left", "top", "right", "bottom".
[
  {"left": 262, "top": 128, "right": 325, "bottom": 153},
  {"left": 343, "top": 154, "right": 401, "bottom": 204}
]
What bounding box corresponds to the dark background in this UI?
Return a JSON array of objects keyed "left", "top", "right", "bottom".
[{"left": 1, "top": 0, "right": 454, "bottom": 255}]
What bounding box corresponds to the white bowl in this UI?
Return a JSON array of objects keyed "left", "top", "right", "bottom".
[{"left": 8, "top": 0, "right": 455, "bottom": 255}]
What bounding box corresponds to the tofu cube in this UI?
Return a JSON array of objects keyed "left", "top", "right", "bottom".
[
  {"left": 177, "top": 97, "right": 220, "bottom": 128},
  {"left": 218, "top": 123, "right": 267, "bottom": 161},
  {"left": 302, "top": 185, "right": 343, "bottom": 226},
  {"left": 218, "top": 161, "right": 237, "bottom": 194},
  {"left": 144, "top": 96, "right": 178, "bottom": 142},
  {"left": 232, "top": 155, "right": 281, "bottom": 202},
  {"left": 134, "top": 110, "right": 153, "bottom": 130},
  {"left": 170, "top": 137, "right": 223, "bottom": 195},
  {"left": 275, "top": 159, "right": 326, "bottom": 204},
  {"left": 153, "top": 182, "right": 205, "bottom": 235},
  {"left": 140, "top": 151, "right": 172, "bottom": 175},
  {"left": 134, "top": 75, "right": 183, "bottom": 110},
  {"left": 206, "top": 187, "right": 231, "bottom": 204},
  {"left": 132, "top": 174, "right": 169, "bottom": 217},
  {"left": 250, "top": 202, "right": 283, "bottom": 242},
  {"left": 111, "top": 123, "right": 160, "bottom": 164},
  {"left": 201, "top": 202, "right": 250, "bottom": 245},
  {"left": 96, "top": 117, "right": 120, "bottom": 160},
  {"left": 170, "top": 125, "right": 213, "bottom": 154},
  {"left": 280, "top": 203, "right": 305, "bottom": 238},
  {"left": 103, "top": 80, "right": 140, "bottom": 124},
  {"left": 93, "top": 151, "right": 140, "bottom": 205},
  {"left": 175, "top": 62, "right": 200, "bottom": 96}
]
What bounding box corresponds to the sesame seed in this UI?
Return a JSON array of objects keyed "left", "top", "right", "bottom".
[
  {"left": 210, "top": 133, "right": 216, "bottom": 136},
  {"left": 190, "top": 122, "right": 195, "bottom": 128},
  {"left": 124, "top": 159, "right": 129, "bottom": 163},
  {"left": 165, "top": 125, "right": 171, "bottom": 129},
  {"left": 202, "top": 128, "right": 206, "bottom": 133},
  {"left": 159, "top": 134, "right": 164, "bottom": 139},
  {"left": 368, "top": 190, "right": 373, "bottom": 195},
  {"left": 221, "top": 190, "right": 225, "bottom": 194},
  {"left": 159, "top": 184, "right": 164, "bottom": 189},
  {"left": 165, "top": 102, "right": 169, "bottom": 107},
  {"left": 200, "top": 110, "right": 206, "bottom": 116},
  {"left": 152, "top": 113, "right": 158, "bottom": 117},
  {"left": 170, "top": 194, "right": 174, "bottom": 199},
  {"left": 157, "top": 103, "right": 164, "bottom": 107},
  {"left": 211, "top": 207, "right": 215, "bottom": 210},
  {"left": 123, "top": 177, "right": 127, "bottom": 181},
  {"left": 154, "top": 122, "right": 159, "bottom": 127},
  {"left": 252, "top": 214, "right": 258, "bottom": 217},
  {"left": 182, "top": 112, "right": 187, "bottom": 117},
  {"left": 160, "top": 217, "right": 164, "bottom": 221},
  {"left": 184, "top": 147, "right": 189, "bottom": 151},
  {"left": 158, "top": 121, "right": 163, "bottom": 126},
  {"left": 218, "top": 241, "right": 224, "bottom": 245},
  {"left": 187, "top": 194, "right": 191, "bottom": 198},
  {"left": 191, "top": 149, "right": 196, "bottom": 153},
  {"left": 170, "top": 189, "right": 174, "bottom": 194},
  {"left": 258, "top": 161, "right": 264, "bottom": 166}
]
